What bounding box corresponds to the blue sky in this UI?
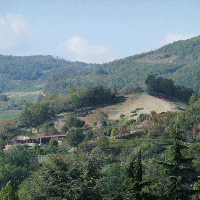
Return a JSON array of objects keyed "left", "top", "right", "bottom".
[{"left": 0, "top": 0, "right": 200, "bottom": 63}]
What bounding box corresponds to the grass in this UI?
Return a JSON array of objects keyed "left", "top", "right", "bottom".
[
  {"left": 0, "top": 112, "right": 20, "bottom": 119},
  {"left": 15, "top": 87, "right": 42, "bottom": 93},
  {"left": 24, "top": 95, "right": 37, "bottom": 103},
  {"left": 109, "top": 138, "right": 137, "bottom": 148}
]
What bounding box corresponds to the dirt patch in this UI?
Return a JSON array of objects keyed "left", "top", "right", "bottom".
[
  {"left": 79, "top": 93, "right": 182, "bottom": 127},
  {"left": 107, "top": 93, "right": 178, "bottom": 121}
]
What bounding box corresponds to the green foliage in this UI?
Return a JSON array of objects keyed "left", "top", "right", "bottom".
[
  {"left": 137, "top": 113, "right": 148, "bottom": 122},
  {"left": 0, "top": 55, "right": 97, "bottom": 92},
  {"left": 20, "top": 151, "right": 104, "bottom": 200},
  {"left": 145, "top": 75, "right": 195, "bottom": 102},
  {"left": 102, "top": 163, "right": 125, "bottom": 199},
  {"left": 150, "top": 110, "right": 157, "bottom": 115},
  {"left": 41, "top": 121, "right": 58, "bottom": 136},
  {"left": 19, "top": 101, "right": 53, "bottom": 128},
  {"left": 66, "top": 128, "right": 84, "bottom": 147},
  {"left": 122, "top": 150, "right": 153, "bottom": 199},
  {"left": 125, "top": 119, "right": 136, "bottom": 125},
  {"left": 103, "top": 127, "right": 112, "bottom": 136},
  {"left": 31, "top": 144, "right": 44, "bottom": 155},
  {"left": 189, "top": 92, "right": 200, "bottom": 105},
  {"left": 49, "top": 139, "right": 58, "bottom": 148},
  {"left": 111, "top": 128, "right": 118, "bottom": 138},
  {"left": 157, "top": 124, "right": 200, "bottom": 199},
  {"left": 0, "top": 146, "right": 39, "bottom": 190},
  {"left": 93, "top": 121, "right": 97, "bottom": 127},
  {"left": 63, "top": 115, "right": 85, "bottom": 129},
  {"left": 120, "top": 114, "right": 125, "bottom": 119},
  {"left": 85, "top": 130, "right": 94, "bottom": 141},
  {"left": 0, "top": 181, "right": 18, "bottom": 200},
  {"left": 17, "top": 85, "right": 118, "bottom": 129},
  {"left": 97, "top": 135, "right": 109, "bottom": 150},
  {"left": 0, "top": 95, "right": 9, "bottom": 102}
]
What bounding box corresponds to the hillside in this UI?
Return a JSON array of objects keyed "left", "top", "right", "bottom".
[
  {"left": 0, "top": 55, "right": 97, "bottom": 92},
  {"left": 1, "top": 35, "right": 200, "bottom": 95},
  {"left": 45, "top": 35, "right": 200, "bottom": 94},
  {"left": 77, "top": 92, "right": 184, "bottom": 128}
]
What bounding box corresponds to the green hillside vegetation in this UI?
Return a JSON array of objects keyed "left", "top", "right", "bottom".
[
  {"left": 0, "top": 35, "right": 200, "bottom": 96},
  {"left": 145, "top": 75, "right": 195, "bottom": 102},
  {"left": 0, "top": 82, "right": 199, "bottom": 199},
  {"left": 1, "top": 36, "right": 200, "bottom": 199},
  {"left": 44, "top": 35, "right": 200, "bottom": 94},
  {"left": 0, "top": 54, "right": 97, "bottom": 92}
]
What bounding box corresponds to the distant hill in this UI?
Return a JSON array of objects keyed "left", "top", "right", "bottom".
[
  {"left": 45, "top": 35, "right": 200, "bottom": 94},
  {"left": 1, "top": 35, "right": 200, "bottom": 94},
  {"left": 0, "top": 55, "right": 97, "bottom": 92}
]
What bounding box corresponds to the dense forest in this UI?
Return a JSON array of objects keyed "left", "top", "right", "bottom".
[
  {"left": 1, "top": 36, "right": 200, "bottom": 199},
  {"left": 145, "top": 75, "right": 195, "bottom": 102},
  {"left": 1, "top": 35, "right": 200, "bottom": 94},
  {"left": 44, "top": 35, "right": 200, "bottom": 94},
  {"left": 0, "top": 55, "right": 97, "bottom": 91},
  {"left": 0, "top": 83, "right": 200, "bottom": 199}
]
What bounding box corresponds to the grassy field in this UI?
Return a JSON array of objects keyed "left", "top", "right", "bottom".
[
  {"left": 0, "top": 112, "right": 20, "bottom": 119},
  {"left": 15, "top": 86, "right": 42, "bottom": 93}
]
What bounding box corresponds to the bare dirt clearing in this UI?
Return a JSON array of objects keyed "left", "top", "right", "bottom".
[{"left": 80, "top": 93, "right": 186, "bottom": 127}]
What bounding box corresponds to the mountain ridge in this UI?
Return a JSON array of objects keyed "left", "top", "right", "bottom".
[
  {"left": 45, "top": 34, "right": 200, "bottom": 94},
  {"left": 1, "top": 35, "right": 200, "bottom": 94}
]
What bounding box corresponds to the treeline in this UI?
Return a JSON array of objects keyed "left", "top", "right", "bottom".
[
  {"left": 1, "top": 91, "right": 200, "bottom": 199},
  {"left": 0, "top": 54, "right": 97, "bottom": 91},
  {"left": 44, "top": 35, "right": 200, "bottom": 95},
  {"left": 19, "top": 86, "right": 118, "bottom": 128},
  {"left": 9, "top": 123, "right": 200, "bottom": 200},
  {"left": 2, "top": 35, "right": 200, "bottom": 93},
  {"left": 145, "top": 75, "right": 195, "bottom": 102}
]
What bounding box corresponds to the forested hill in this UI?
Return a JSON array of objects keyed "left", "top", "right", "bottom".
[
  {"left": 1, "top": 35, "right": 200, "bottom": 94},
  {"left": 45, "top": 35, "right": 200, "bottom": 94},
  {"left": 0, "top": 55, "right": 97, "bottom": 92}
]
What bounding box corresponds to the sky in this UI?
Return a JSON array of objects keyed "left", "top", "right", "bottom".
[{"left": 0, "top": 0, "right": 200, "bottom": 64}]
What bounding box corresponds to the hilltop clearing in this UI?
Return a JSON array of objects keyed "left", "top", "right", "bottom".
[{"left": 79, "top": 93, "right": 186, "bottom": 127}]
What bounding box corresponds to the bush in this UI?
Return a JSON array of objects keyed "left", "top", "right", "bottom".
[
  {"left": 103, "top": 127, "right": 112, "bottom": 136},
  {"left": 93, "top": 122, "right": 97, "bottom": 127},
  {"left": 97, "top": 135, "right": 109, "bottom": 150},
  {"left": 63, "top": 115, "right": 85, "bottom": 129},
  {"left": 85, "top": 130, "right": 94, "bottom": 141},
  {"left": 150, "top": 110, "right": 157, "bottom": 115},
  {"left": 137, "top": 113, "right": 148, "bottom": 122},
  {"left": 111, "top": 128, "right": 118, "bottom": 138},
  {"left": 120, "top": 114, "right": 125, "bottom": 119},
  {"left": 66, "top": 128, "right": 84, "bottom": 147},
  {"left": 125, "top": 119, "right": 136, "bottom": 125}
]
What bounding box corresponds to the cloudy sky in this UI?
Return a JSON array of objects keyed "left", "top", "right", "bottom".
[{"left": 0, "top": 0, "right": 199, "bottom": 63}]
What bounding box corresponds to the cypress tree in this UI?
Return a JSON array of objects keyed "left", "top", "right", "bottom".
[
  {"left": 158, "top": 123, "right": 200, "bottom": 200},
  {"left": 123, "top": 149, "right": 157, "bottom": 200}
]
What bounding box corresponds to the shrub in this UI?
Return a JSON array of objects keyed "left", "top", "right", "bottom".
[{"left": 137, "top": 113, "right": 148, "bottom": 122}]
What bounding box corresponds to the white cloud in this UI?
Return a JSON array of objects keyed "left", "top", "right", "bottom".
[
  {"left": 160, "top": 33, "right": 196, "bottom": 47},
  {"left": 59, "top": 35, "right": 109, "bottom": 63},
  {"left": 0, "top": 14, "right": 34, "bottom": 55}
]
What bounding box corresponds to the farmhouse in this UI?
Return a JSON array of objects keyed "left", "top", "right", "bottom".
[{"left": 4, "top": 134, "right": 67, "bottom": 150}]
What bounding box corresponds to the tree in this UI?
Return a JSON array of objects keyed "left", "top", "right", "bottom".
[
  {"left": 66, "top": 128, "right": 84, "bottom": 147},
  {"left": 157, "top": 123, "right": 200, "bottom": 200},
  {"left": 63, "top": 115, "right": 85, "bottom": 129},
  {"left": 96, "top": 134, "right": 109, "bottom": 151},
  {"left": 84, "top": 130, "right": 94, "bottom": 141},
  {"left": 0, "top": 181, "right": 18, "bottom": 200},
  {"left": 20, "top": 152, "right": 104, "bottom": 200},
  {"left": 123, "top": 150, "right": 154, "bottom": 199}
]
